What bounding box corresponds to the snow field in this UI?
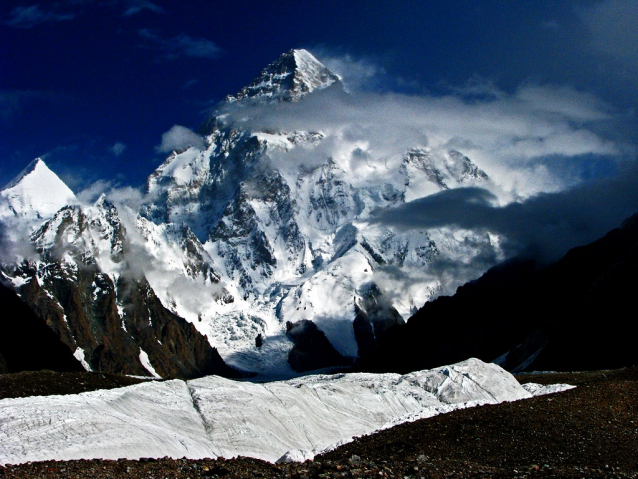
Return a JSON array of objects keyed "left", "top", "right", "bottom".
[{"left": 0, "top": 359, "right": 569, "bottom": 466}]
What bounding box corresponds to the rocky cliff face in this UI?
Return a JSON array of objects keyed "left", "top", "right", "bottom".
[
  {"left": 0, "top": 281, "right": 83, "bottom": 374},
  {"left": 0, "top": 171, "right": 240, "bottom": 378},
  {"left": 1, "top": 49, "right": 501, "bottom": 377}
]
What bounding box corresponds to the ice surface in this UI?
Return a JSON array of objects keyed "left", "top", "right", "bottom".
[
  {"left": 522, "top": 382, "right": 576, "bottom": 396},
  {"left": 72, "top": 348, "right": 92, "bottom": 372},
  {"left": 0, "top": 380, "right": 214, "bottom": 465},
  {"left": 0, "top": 359, "right": 539, "bottom": 465}
]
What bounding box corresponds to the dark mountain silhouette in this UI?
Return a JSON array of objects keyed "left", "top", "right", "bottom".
[{"left": 362, "top": 213, "right": 638, "bottom": 373}]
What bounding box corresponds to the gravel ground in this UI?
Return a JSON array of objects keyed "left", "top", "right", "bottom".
[
  {"left": 0, "top": 370, "right": 147, "bottom": 399},
  {"left": 1, "top": 367, "right": 637, "bottom": 478}
]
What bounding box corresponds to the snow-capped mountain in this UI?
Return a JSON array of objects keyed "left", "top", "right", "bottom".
[
  {"left": 225, "top": 48, "right": 341, "bottom": 103},
  {"left": 0, "top": 49, "right": 503, "bottom": 378},
  {"left": 0, "top": 168, "right": 239, "bottom": 378}
]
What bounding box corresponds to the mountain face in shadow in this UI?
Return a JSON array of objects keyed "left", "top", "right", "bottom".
[
  {"left": 362, "top": 213, "right": 638, "bottom": 373},
  {"left": 0, "top": 282, "right": 83, "bottom": 374}
]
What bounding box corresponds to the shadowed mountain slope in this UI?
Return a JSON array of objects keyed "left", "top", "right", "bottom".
[{"left": 362, "top": 212, "right": 638, "bottom": 373}]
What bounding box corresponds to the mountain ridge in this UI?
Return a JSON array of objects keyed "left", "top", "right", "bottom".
[{"left": 1, "top": 49, "right": 513, "bottom": 378}]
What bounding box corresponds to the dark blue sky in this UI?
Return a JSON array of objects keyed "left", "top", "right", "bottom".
[{"left": 1, "top": 0, "right": 637, "bottom": 191}]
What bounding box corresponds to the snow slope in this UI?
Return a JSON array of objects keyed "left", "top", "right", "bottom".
[
  {"left": 0, "top": 359, "right": 568, "bottom": 465},
  {"left": 0, "top": 158, "right": 76, "bottom": 222}
]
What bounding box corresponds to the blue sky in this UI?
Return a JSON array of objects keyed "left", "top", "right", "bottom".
[{"left": 1, "top": 0, "right": 638, "bottom": 193}]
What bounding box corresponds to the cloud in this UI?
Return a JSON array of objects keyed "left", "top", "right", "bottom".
[
  {"left": 220, "top": 79, "right": 626, "bottom": 198},
  {"left": 123, "top": 0, "right": 163, "bottom": 16},
  {"left": 0, "top": 218, "right": 39, "bottom": 263},
  {"left": 370, "top": 161, "right": 638, "bottom": 262},
  {"left": 76, "top": 179, "right": 147, "bottom": 211},
  {"left": 104, "top": 185, "right": 146, "bottom": 209},
  {"left": 110, "top": 142, "right": 127, "bottom": 156},
  {"left": 314, "top": 51, "right": 388, "bottom": 92},
  {"left": 139, "top": 29, "right": 221, "bottom": 60},
  {"left": 5, "top": 4, "right": 75, "bottom": 28},
  {"left": 578, "top": 0, "right": 638, "bottom": 72},
  {"left": 209, "top": 54, "right": 636, "bottom": 266},
  {"left": 156, "top": 125, "right": 205, "bottom": 153},
  {"left": 76, "top": 179, "right": 114, "bottom": 203}
]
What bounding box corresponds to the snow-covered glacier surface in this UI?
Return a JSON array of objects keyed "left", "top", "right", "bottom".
[{"left": 0, "top": 359, "right": 565, "bottom": 465}]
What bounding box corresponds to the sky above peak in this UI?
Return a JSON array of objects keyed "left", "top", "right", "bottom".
[{"left": 1, "top": 0, "right": 638, "bottom": 197}]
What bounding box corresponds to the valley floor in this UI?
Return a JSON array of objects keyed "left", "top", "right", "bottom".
[{"left": 0, "top": 367, "right": 637, "bottom": 478}]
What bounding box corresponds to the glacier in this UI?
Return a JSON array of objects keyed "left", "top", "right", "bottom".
[{"left": 0, "top": 358, "right": 572, "bottom": 465}]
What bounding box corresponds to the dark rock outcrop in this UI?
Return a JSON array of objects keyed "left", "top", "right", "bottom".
[
  {"left": 353, "top": 283, "right": 404, "bottom": 360},
  {"left": 363, "top": 213, "right": 638, "bottom": 373},
  {"left": 285, "top": 320, "right": 351, "bottom": 372},
  {"left": 0, "top": 281, "right": 83, "bottom": 373},
  {"left": 12, "top": 264, "right": 242, "bottom": 378}
]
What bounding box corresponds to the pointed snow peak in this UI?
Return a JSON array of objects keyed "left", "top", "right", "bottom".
[
  {"left": 0, "top": 158, "right": 76, "bottom": 220},
  {"left": 2, "top": 157, "right": 45, "bottom": 190},
  {"left": 227, "top": 48, "right": 341, "bottom": 103}
]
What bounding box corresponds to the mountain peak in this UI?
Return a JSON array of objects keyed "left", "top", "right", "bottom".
[
  {"left": 0, "top": 158, "right": 76, "bottom": 220},
  {"left": 2, "top": 157, "right": 45, "bottom": 191},
  {"left": 226, "top": 49, "right": 341, "bottom": 103}
]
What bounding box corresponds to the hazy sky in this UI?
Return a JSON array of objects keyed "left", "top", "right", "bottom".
[{"left": 2, "top": 0, "right": 638, "bottom": 196}]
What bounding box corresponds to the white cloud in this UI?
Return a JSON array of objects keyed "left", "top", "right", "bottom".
[
  {"left": 222, "top": 78, "right": 624, "bottom": 198},
  {"left": 104, "top": 185, "right": 146, "bottom": 209},
  {"left": 315, "top": 51, "right": 387, "bottom": 91},
  {"left": 156, "top": 125, "right": 205, "bottom": 153},
  {"left": 5, "top": 4, "right": 75, "bottom": 28},
  {"left": 77, "top": 180, "right": 147, "bottom": 211},
  {"left": 76, "top": 180, "right": 114, "bottom": 203},
  {"left": 139, "top": 29, "right": 221, "bottom": 60},
  {"left": 110, "top": 142, "right": 127, "bottom": 156}
]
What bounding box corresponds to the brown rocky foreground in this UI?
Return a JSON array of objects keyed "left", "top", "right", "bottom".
[{"left": 0, "top": 367, "right": 637, "bottom": 478}]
